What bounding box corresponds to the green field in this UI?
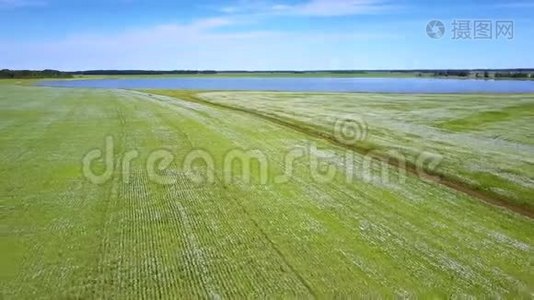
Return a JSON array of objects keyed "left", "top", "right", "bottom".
[
  {"left": 151, "top": 90, "right": 534, "bottom": 212},
  {"left": 68, "top": 72, "right": 418, "bottom": 80},
  {"left": 61, "top": 71, "right": 534, "bottom": 80},
  {"left": 2, "top": 82, "right": 534, "bottom": 297}
]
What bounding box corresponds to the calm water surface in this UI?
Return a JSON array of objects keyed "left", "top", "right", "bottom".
[{"left": 39, "top": 77, "right": 534, "bottom": 93}]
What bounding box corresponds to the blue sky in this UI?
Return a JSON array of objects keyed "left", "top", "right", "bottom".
[{"left": 1, "top": 0, "right": 533, "bottom": 70}]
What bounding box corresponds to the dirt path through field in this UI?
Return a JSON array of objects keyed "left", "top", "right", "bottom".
[{"left": 143, "top": 90, "right": 534, "bottom": 219}]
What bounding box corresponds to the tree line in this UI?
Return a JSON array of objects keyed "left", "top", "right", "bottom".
[
  {"left": 424, "top": 70, "right": 533, "bottom": 79},
  {"left": 70, "top": 70, "right": 218, "bottom": 75},
  {"left": 0, "top": 69, "right": 73, "bottom": 79},
  {"left": 1, "top": 69, "right": 533, "bottom": 79}
]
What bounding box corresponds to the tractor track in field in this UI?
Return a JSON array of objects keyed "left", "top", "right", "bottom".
[
  {"left": 137, "top": 90, "right": 534, "bottom": 220},
  {"left": 219, "top": 183, "right": 317, "bottom": 297},
  {"left": 129, "top": 90, "right": 318, "bottom": 296}
]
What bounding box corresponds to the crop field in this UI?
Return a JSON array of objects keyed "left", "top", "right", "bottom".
[
  {"left": 2, "top": 82, "right": 534, "bottom": 297},
  {"left": 154, "top": 90, "right": 534, "bottom": 212}
]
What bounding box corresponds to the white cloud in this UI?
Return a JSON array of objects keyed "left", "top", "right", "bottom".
[
  {"left": 220, "top": 0, "right": 395, "bottom": 17},
  {"left": 289, "top": 0, "right": 394, "bottom": 16},
  {"left": 0, "top": 0, "right": 45, "bottom": 8},
  {"left": 493, "top": 1, "right": 534, "bottom": 8},
  {"left": 0, "top": 15, "right": 401, "bottom": 70}
]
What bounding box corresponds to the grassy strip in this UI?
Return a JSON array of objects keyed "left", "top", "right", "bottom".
[
  {"left": 437, "top": 103, "right": 534, "bottom": 132},
  {"left": 3, "top": 84, "right": 534, "bottom": 297},
  {"left": 147, "top": 89, "right": 534, "bottom": 217}
]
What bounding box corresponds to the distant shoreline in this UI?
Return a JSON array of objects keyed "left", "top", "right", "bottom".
[
  {"left": 2, "top": 69, "right": 534, "bottom": 80},
  {"left": 67, "top": 73, "right": 534, "bottom": 81}
]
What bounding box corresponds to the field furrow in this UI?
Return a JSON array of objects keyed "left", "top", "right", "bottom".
[{"left": 2, "top": 84, "right": 533, "bottom": 297}]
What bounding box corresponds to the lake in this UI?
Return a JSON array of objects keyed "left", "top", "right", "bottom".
[{"left": 39, "top": 77, "right": 534, "bottom": 93}]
